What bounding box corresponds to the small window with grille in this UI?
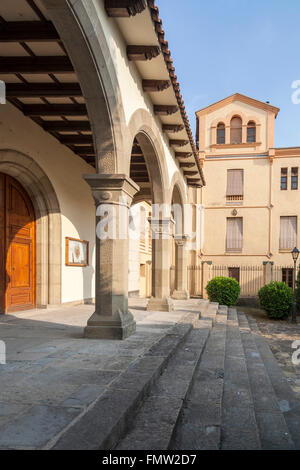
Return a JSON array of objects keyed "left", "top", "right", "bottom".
[
  {"left": 291, "top": 167, "right": 298, "bottom": 190},
  {"left": 281, "top": 168, "right": 288, "bottom": 190},
  {"left": 282, "top": 268, "right": 293, "bottom": 289}
]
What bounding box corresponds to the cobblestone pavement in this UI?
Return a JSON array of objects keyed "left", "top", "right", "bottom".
[
  {"left": 0, "top": 298, "right": 192, "bottom": 449},
  {"left": 242, "top": 308, "right": 300, "bottom": 399}
]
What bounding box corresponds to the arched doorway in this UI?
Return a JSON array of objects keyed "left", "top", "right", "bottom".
[{"left": 0, "top": 173, "right": 35, "bottom": 313}]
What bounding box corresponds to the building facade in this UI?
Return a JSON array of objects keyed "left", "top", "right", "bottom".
[
  {"left": 0, "top": 0, "right": 205, "bottom": 339},
  {"left": 197, "top": 93, "right": 300, "bottom": 292}
]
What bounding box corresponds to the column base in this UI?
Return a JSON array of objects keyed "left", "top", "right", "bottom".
[
  {"left": 84, "top": 310, "right": 136, "bottom": 340},
  {"left": 172, "top": 290, "right": 190, "bottom": 300},
  {"left": 146, "top": 297, "right": 174, "bottom": 312}
]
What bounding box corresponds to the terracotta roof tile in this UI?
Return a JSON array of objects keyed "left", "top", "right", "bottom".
[{"left": 147, "top": 0, "right": 205, "bottom": 185}]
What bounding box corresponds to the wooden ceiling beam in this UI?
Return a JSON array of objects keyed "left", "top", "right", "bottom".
[
  {"left": 175, "top": 152, "right": 193, "bottom": 159},
  {"left": 154, "top": 105, "right": 178, "bottom": 116},
  {"left": 169, "top": 139, "right": 189, "bottom": 147},
  {"left": 6, "top": 83, "right": 82, "bottom": 98},
  {"left": 0, "top": 21, "right": 59, "bottom": 42},
  {"left": 0, "top": 56, "right": 74, "bottom": 74},
  {"left": 130, "top": 164, "right": 148, "bottom": 172},
  {"left": 180, "top": 162, "right": 195, "bottom": 169},
  {"left": 187, "top": 179, "right": 202, "bottom": 187},
  {"left": 142, "top": 79, "right": 171, "bottom": 92},
  {"left": 130, "top": 157, "right": 146, "bottom": 164},
  {"left": 58, "top": 135, "right": 93, "bottom": 145},
  {"left": 42, "top": 120, "right": 91, "bottom": 132},
  {"left": 105, "top": 0, "right": 146, "bottom": 17},
  {"left": 162, "top": 124, "right": 184, "bottom": 133},
  {"left": 72, "top": 146, "right": 95, "bottom": 155},
  {"left": 23, "top": 104, "right": 87, "bottom": 116},
  {"left": 184, "top": 171, "right": 199, "bottom": 177},
  {"left": 127, "top": 45, "right": 160, "bottom": 61},
  {"left": 131, "top": 144, "right": 143, "bottom": 156},
  {"left": 131, "top": 176, "right": 150, "bottom": 183}
]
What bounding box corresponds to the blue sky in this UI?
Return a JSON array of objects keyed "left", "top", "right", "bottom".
[{"left": 158, "top": 0, "right": 300, "bottom": 148}]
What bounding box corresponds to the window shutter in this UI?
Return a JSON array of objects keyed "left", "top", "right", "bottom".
[
  {"left": 226, "top": 217, "right": 243, "bottom": 251},
  {"left": 230, "top": 116, "right": 242, "bottom": 144},
  {"left": 227, "top": 169, "right": 244, "bottom": 196},
  {"left": 280, "top": 216, "right": 297, "bottom": 250}
]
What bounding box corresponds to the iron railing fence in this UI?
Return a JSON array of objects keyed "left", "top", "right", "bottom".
[{"left": 177, "top": 263, "right": 296, "bottom": 298}]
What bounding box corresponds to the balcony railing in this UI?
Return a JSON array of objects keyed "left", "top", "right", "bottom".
[{"left": 226, "top": 195, "right": 244, "bottom": 202}]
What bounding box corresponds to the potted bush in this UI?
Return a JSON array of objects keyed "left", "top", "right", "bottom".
[
  {"left": 206, "top": 276, "right": 240, "bottom": 307},
  {"left": 258, "top": 281, "right": 293, "bottom": 319}
]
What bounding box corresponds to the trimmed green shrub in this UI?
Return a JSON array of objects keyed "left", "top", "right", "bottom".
[
  {"left": 258, "top": 281, "right": 293, "bottom": 319},
  {"left": 206, "top": 276, "right": 240, "bottom": 306}
]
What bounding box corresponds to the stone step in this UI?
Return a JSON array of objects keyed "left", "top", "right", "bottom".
[
  {"left": 221, "top": 308, "right": 261, "bottom": 450},
  {"left": 246, "top": 314, "right": 300, "bottom": 449},
  {"left": 50, "top": 314, "right": 197, "bottom": 450},
  {"left": 170, "top": 305, "right": 228, "bottom": 450},
  {"left": 116, "top": 315, "right": 213, "bottom": 450},
  {"left": 238, "top": 312, "right": 295, "bottom": 450}
]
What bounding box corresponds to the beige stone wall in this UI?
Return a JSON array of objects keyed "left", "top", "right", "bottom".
[
  {"left": 0, "top": 102, "right": 96, "bottom": 304},
  {"left": 198, "top": 99, "right": 275, "bottom": 155},
  {"left": 199, "top": 97, "right": 300, "bottom": 269}
]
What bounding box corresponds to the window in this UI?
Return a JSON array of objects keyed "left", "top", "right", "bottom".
[
  {"left": 230, "top": 116, "right": 242, "bottom": 144},
  {"left": 280, "top": 216, "right": 297, "bottom": 250},
  {"left": 228, "top": 267, "right": 240, "bottom": 283},
  {"left": 281, "top": 168, "right": 288, "bottom": 190},
  {"left": 217, "top": 122, "right": 225, "bottom": 144},
  {"left": 282, "top": 268, "right": 293, "bottom": 289},
  {"left": 291, "top": 167, "right": 298, "bottom": 190},
  {"left": 226, "top": 217, "right": 243, "bottom": 252},
  {"left": 247, "top": 121, "right": 256, "bottom": 143},
  {"left": 226, "top": 169, "right": 244, "bottom": 201}
]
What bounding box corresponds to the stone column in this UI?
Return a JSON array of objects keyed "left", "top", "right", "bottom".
[
  {"left": 84, "top": 174, "right": 139, "bottom": 339},
  {"left": 263, "top": 261, "right": 273, "bottom": 285},
  {"left": 147, "top": 217, "right": 174, "bottom": 312},
  {"left": 201, "top": 261, "right": 212, "bottom": 299},
  {"left": 172, "top": 235, "right": 189, "bottom": 300}
]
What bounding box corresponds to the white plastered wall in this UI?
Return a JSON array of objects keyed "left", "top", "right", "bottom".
[{"left": 0, "top": 102, "right": 96, "bottom": 304}]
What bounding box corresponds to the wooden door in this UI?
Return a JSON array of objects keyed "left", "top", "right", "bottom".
[
  {"left": 0, "top": 174, "right": 35, "bottom": 313},
  {"left": 0, "top": 174, "right": 5, "bottom": 313}
]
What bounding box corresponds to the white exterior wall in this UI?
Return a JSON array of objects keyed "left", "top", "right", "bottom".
[
  {"left": 94, "top": 1, "right": 182, "bottom": 189},
  {"left": 0, "top": 102, "right": 96, "bottom": 304}
]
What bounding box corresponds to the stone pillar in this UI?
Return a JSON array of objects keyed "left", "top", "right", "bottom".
[
  {"left": 201, "top": 261, "right": 212, "bottom": 299},
  {"left": 83, "top": 174, "right": 139, "bottom": 340},
  {"left": 172, "top": 235, "right": 189, "bottom": 300},
  {"left": 263, "top": 261, "right": 273, "bottom": 285},
  {"left": 147, "top": 217, "right": 174, "bottom": 312}
]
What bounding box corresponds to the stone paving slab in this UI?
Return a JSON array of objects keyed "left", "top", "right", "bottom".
[
  {"left": 172, "top": 306, "right": 226, "bottom": 450},
  {"left": 0, "top": 299, "right": 200, "bottom": 450},
  {"left": 117, "top": 318, "right": 210, "bottom": 451}
]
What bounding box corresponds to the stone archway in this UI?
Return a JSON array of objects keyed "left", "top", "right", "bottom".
[
  {"left": 0, "top": 150, "right": 61, "bottom": 307},
  {"left": 41, "top": 0, "right": 127, "bottom": 173},
  {"left": 170, "top": 175, "right": 190, "bottom": 300}
]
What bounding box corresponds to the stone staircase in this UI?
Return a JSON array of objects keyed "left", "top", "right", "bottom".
[
  {"left": 51, "top": 301, "right": 300, "bottom": 450},
  {"left": 115, "top": 306, "right": 300, "bottom": 451}
]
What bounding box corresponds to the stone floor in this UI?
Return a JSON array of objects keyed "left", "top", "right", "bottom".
[
  {"left": 253, "top": 316, "right": 300, "bottom": 399},
  {"left": 0, "top": 298, "right": 190, "bottom": 450}
]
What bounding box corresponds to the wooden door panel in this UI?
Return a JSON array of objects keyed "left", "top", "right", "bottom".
[
  {"left": 9, "top": 241, "right": 31, "bottom": 288},
  {"left": 4, "top": 174, "right": 35, "bottom": 313},
  {"left": 0, "top": 174, "right": 5, "bottom": 313}
]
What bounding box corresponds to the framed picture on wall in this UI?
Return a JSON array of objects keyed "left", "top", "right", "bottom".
[{"left": 65, "top": 237, "right": 89, "bottom": 267}]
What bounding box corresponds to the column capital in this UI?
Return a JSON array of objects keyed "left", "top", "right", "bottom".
[
  {"left": 149, "top": 217, "right": 174, "bottom": 238},
  {"left": 174, "top": 234, "right": 190, "bottom": 246},
  {"left": 83, "top": 173, "right": 139, "bottom": 206}
]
